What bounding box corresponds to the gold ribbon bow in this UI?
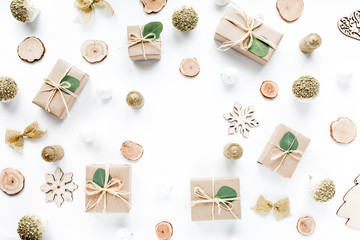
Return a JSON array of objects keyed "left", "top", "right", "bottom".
[
  {"left": 74, "top": 0, "right": 114, "bottom": 24},
  {"left": 40, "top": 66, "right": 78, "bottom": 117},
  {"left": 252, "top": 195, "right": 291, "bottom": 220},
  {"left": 218, "top": 5, "right": 278, "bottom": 52},
  {"left": 5, "top": 121, "right": 47, "bottom": 153},
  {"left": 191, "top": 178, "right": 240, "bottom": 220},
  {"left": 128, "top": 26, "right": 160, "bottom": 61},
  {"left": 85, "top": 164, "right": 131, "bottom": 213},
  {"left": 269, "top": 132, "right": 304, "bottom": 172}
]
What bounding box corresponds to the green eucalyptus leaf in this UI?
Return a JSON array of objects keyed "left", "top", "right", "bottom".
[
  {"left": 279, "top": 131, "right": 299, "bottom": 153},
  {"left": 143, "top": 22, "right": 163, "bottom": 39},
  {"left": 92, "top": 168, "right": 112, "bottom": 188},
  {"left": 247, "top": 35, "right": 270, "bottom": 58},
  {"left": 60, "top": 76, "right": 80, "bottom": 94},
  {"left": 215, "top": 186, "right": 237, "bottom": 205}
]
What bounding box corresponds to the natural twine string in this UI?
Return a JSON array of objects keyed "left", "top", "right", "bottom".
[
  {"left": 191, "top": 178, "right": 240, "bottom": 220},
  {"left": 128, "top": 26, "right": 160, "bottom": 60}
]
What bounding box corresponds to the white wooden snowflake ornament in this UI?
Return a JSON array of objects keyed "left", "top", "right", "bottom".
[
  {"left": 40, "top": 168, "right": 78, "bottom": 207},
  {"left": 223, "top": 102, "right": 259, "bottom": 138}
]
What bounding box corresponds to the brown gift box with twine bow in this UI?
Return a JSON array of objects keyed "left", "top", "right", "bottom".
[
  {"left": 32, "top": 59, "right": 89, "bottom": 119},
  {"left": 85, "top": 164, "right": 131, "bottom": 213},
  {"left": 214, "top": 6, "right": 283, "bottom": 65},
  {"left": 257, "top": 124, "right": 311, "bottom": 178},
  {"left": 127, "top": 25, "right": 161, "bottom": 61},
  {"left": 190, "top": 177, "right": 241, "bottom": 221}
]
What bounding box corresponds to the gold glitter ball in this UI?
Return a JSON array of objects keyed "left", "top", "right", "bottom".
[
  {"left": 292, "top": 75, "right": 320, "bottom": 100},
  {"left": 172, "top": 6, "right": 199, "bottom": 32},
  {"left": 126, "top": 91, "right": 144, "bottom": 109},
  {"left": 0, "top": 76, "right": 18, "bottom": 102}
]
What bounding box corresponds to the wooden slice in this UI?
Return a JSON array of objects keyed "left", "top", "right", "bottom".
[
  {"left": 179, "top": 58, "right": 200, "bottom": 77},
  {"left": 276, "top": 0, "right": 304, "bottom": 22},
  {"left": 141, "top": 0, "right": 167, "bottom": 14},
  {"left": 121, "top": 141, "right": 144, "bottom": 161},
  {"left": 0, "top": 168, "right": 25, "bottom": 195},
  {"left": 81, "top": 39, "right": 108, "bottom": 64},
  {"left": 17, "top": 36, "right": 45, "bottom": 63},
  {"left": 297, "top": 216, "right": 316, "bottom": 236},
  {"left": 260, "top": 80, "right": 278, "bottom": 99},
  {"left": 330, "top": 117, "right": 357, "bottom": 144},
  {"left": 155, "top": 221, "right": 173, "bottom": 240}
]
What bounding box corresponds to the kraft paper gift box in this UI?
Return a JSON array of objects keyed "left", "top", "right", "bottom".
[
  {"left": 32, "top": 59, "right": 89, "bottom": 119},
  {"left": 257, "top": 124, "right": 311, "bottom": 178},
  {"left": 85, "top": 164, "right": 132, "bottom": 213},
  {"left": 190, "top": 177, "right": 241, "bottom": 221},
  {"left": 214, "top": 6, "right": 283, "bottom": 65},
  {"left": 127, "top": 25, "right": 161, "bottom": 61}
]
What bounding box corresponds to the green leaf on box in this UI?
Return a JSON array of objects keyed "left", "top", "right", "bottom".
[
  {"left": 215, "top": 186, "right": 237, "bottom": 205},
  {"left": 247, "top": 35, "right": 269, "bottom": 58},
  {"left": 143, "top": 21, "right": 163, "bottom": 39},
  {"left": 93, "top": 168, "right": 112, "bottom": 188},
  {"left": 59, "top": 76, "right": 80, "bottom": 94},
  {"left": 279, "top": 131, "right": 299, "bottom": 154}
]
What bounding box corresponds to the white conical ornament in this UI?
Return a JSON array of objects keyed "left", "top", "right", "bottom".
[
  {"left": 10, "top": 0, "right": 40, "bottom": 23},
  {"left": 157, "top": 178, "right": 173, "bottom": 196},
  {"left": 228, "top": 235, "right": 241, "bottom": 240},
  {"left": 307, "top": 175, "right": 335, "bottom": 202},
  {"left": 79, "top": 125, "right": 96, "bottom": 143},
  {"left": 220, "top": 67, "right": 240, "bottom": 85},
  {"left": 96, "top": 83, "right": 113, "bottom": 99},
  {"left": 336, "top": 72, "right": 353, "bottom": 84},
  {"left": 115, "top": 228, "right": 133, "bottom": 240}
]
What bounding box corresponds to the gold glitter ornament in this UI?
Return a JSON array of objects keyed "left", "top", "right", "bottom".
[
  {"left": 126, "top": 91, "right": 144, "bottom": 109},
  {"left": 17, "top": 215, "right": 45, "bottom": 240},
  {"left": 224, "top": 143, "right": 243, "bottom": 160},
  {"left": 292, "top": 75, "right": 320, "bottom": 100},
  {"left": 10, "top": 0, "right": 40, "bottom": 23},
  {"left": 172, "top": 6, "right": 198, "bottom": 32},
  {"left": 308, "top": 177, "right": 335, "bottom": 202},
  {"left": 0, "top": 76, "right": 18, "bottom": 102}
]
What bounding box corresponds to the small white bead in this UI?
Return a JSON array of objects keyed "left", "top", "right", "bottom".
[
  {"left": 157, "top": 178, "right": 173, "bottom": 196},
  {"left": 220, "top": 67, "right": 240, "bottom": 85},
  {"left": 115, "top": 228, "right": 133, "bottom": 240},
  {"left": 79, "top": 125, "right": 96, "bottom": 143},
  {"left": 214, "top": 0, "right": 230, "bottom": 6},
  {"left": 336, "top": 72, "right": 353, "bottom": 84},
  {"left": 96, "top": 83, "right": 113, "bottom": 99}
]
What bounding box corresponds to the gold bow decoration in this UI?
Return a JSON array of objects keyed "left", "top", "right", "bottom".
[
  {"left": 128, "top": 27, "right": 160, "bottom": 61},
  {"left": 218, "top": 5, "right": 278, "bottom": 51},
  {"left": 252, "top": 195, "right": 291, "bottom": 220},
  {"left": 191, "top": 178, "right": 240, "bottom": 220},
  {"left": 85, "top": 164, "right": 131, "bottom": 213},
  {"left": 74, "top": 0, "right": 114, "bottom": 24},
  {"left": 5, "top": 121, "right": 47, "bottom": 153}
]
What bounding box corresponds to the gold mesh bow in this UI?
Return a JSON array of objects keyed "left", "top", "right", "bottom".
[{"left": 74, "top": 0, "right": 114, "bottom": 24}]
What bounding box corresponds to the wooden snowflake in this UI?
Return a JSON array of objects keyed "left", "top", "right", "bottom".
[
  {"left": 40, "top": 168, "right": 78, "bottom": 207},
  {"left": 223, "top": 102, "right": 259, "bottom": 138}
]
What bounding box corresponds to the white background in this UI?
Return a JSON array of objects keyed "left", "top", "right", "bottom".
[{"left": 0, "top": 0, "right": 360, "bottom": 239}]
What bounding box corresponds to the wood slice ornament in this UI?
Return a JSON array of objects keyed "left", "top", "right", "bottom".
[
  {"left": 17, "top": 36, "right": 45, "bottom": 63},
  {"left": 141, "top": 0, "right": 167, "bottom": 14},
  {"left": 81, "top": 39, "right": 108, "bottom": 63},
  {"left": 179, "top": 58, "right": 200, "bottom": 77},
  {"left": 260, "top": 81, "right": 278, "bottom": 99},
  {"left": 330, "top": 117, "right": 357, "bottom": 144},
  {"left": 276, "top": 0, "right": 304, "bottom": 22},
  {"left": 121, "top": 141, "right": 144, "bottom": 161},
  {"left": 0, "top": 168, "right": 25, "bottom": 195},
  {"left": 338, "top": 10, "right": 360, "bottom": 41},
  {"left": 155, "top": 221, "right": 173, "bottom": 240},
  {"left": 297, "top": 216, "right": 316, "bottom": 236},
  {"left": 337, "top": 175, "right": 360, "bottom": 230}
]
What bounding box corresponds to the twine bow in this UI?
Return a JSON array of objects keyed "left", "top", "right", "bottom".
[
  {"left": 191, "top": 178, "right": 240, "bottom": 220},
  {"left": 40, "top": 66, "right": 78, "bottom": 117},
  {"left": 128, "top": 26, "right": 160, "bottom": 61},
  {"left": 218, "top": 5, "right": 278, "bottom": 52},
  {"left": 74, "top": 0, "right": 114, "bottom": 24},
  {"left": 85, "top": 164, "right": 131, "bottom": 213},
  {"left": 5, "top": 121, "right": 47, "bottom": 153},
  {"left": 269, "top": 133, "right": 304, "bottom": 172}
]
